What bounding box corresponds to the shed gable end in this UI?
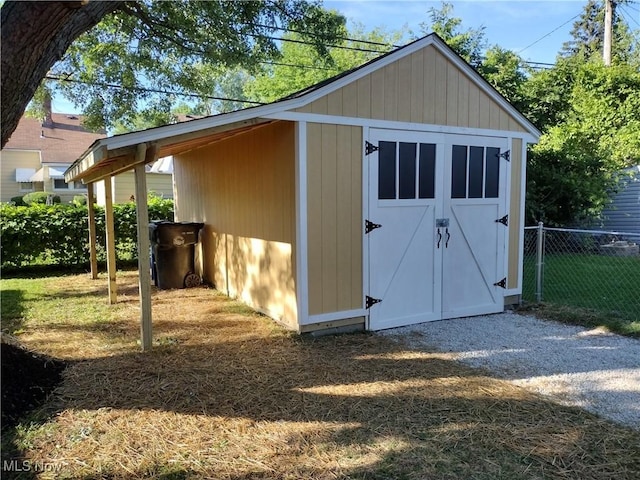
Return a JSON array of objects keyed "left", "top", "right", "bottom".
[{"left": 295, "top": 45, "right": 526, "bottom": 133}]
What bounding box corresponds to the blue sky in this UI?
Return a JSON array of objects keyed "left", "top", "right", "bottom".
[
  {"left": 328, "top": 0, "right": 591, "bottom": 64},
  {"left": 52, "top": 0, "right": 639, "bottom": 114}
]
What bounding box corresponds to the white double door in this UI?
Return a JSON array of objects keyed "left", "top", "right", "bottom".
[{"left": 367, "top": 129, "right": 508, "bottom": 330}]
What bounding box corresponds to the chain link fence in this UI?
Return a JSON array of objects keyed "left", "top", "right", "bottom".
[{"left": 523, "top": 224, "right": 640, "bottom": 322}]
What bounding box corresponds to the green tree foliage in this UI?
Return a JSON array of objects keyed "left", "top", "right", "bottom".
[
  {"left": 245, "top": 24, "right": 402, "bottom": 103},
  {"left": 526, "top": 62, "right": 640, "bottom": 225},
  {"left": 43, "top": 1, "right": 345, "bottom": 131},
  {"left": 476, "top": 46, "right": 531, "bottom": 111},
  {"left": 560, "top": 0, "right": 637, "bottom": 64}
]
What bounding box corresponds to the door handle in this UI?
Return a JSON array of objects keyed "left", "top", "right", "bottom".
[
  {"left": 437, "top": 228, "right": 442, "bottom": 248},
  {"left": 445, "top": 228, "right": 451, "bottom": 248}
]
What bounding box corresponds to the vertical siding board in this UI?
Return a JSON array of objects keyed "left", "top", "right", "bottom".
[
  {"left": 397, "top": 55, "right": 412, "bottom": 123},
  {"left": 468, "top": 81, "right": 480, "bottom": 128},
  {"left": 499, "top": 110, "right": 510, "bottom": 131},
  {"left": 311, "top": 95, "right": 328, "bottom": 115},
  {"left": 457, "top": 74, "right": 470, "bottom": 128},
  {"left": 489, "top": 100, "right": 501, "bottom": 130},
  {"left": 350, "top": 126, "right": 363, "bottom": 308},
  {"left": 336, "top": 125, "right": 352, "bottom": 310},
  {"left": 434, "top": 51, "right": 448, "bottom": 125},
  {"left": 321, "top": 124, "right": 339, "bottom": 312},
  {"left": 370, "top": 66, "right": 385, "bottom": 119},
  {"left": 356, "top": 75, "right": 371, "bottom": 118},
  {"left": 327, "top": 89, "right": 343, "bottom": 116},
  {"left": 384, "top": 62, "right": 398, "bottom": 121},
  {"left": 478, "top": 91, "right": 492, "bottom": 129},
  {"left": 423, "top": 46, "right": 437, "bottom": 124},
  {"left": 342, "top": 81, "right": 358, "bottom": 118},
  {"left": 410, "top": 51, "right": 424, "bottom": 123},
  {"left": 306, "top": 123, "right": 324, "bottom": 314},
  {"left": 446, "top": 63, "right": 459, "bottom": 126}
]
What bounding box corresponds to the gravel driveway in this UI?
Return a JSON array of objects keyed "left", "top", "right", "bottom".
[{"left": 381, "top": 311, "right": 640, "bottom": 429}]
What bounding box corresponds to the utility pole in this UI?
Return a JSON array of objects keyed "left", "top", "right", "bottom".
[{"left": 603, "top": 0, "right": 613, "bottom": 66}]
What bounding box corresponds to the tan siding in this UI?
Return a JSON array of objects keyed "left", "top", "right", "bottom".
[
  {"left": 397, "top": 54, "right": 412, "bottom": 123},
  {"left": 356, "top": 76, "right": 371, "bottom": 118},
  {"left": 370, "top": 67, "right": 385, "bottom": 119},
  {"left": 445, "top": 63, "right": 459, "bottom": 126},
  {"left": 297, "top": 45, "right": 527, "bottom": 133},
  {"left": 0, "top": 150, "right": 41, "bottom": 202},
  {"left": 173, "top": 121, "right": 298, "bottom": 328},
  {"left": 457, "top": 74, "right": 470, "bottom": 127},
  {"left": 508, "top": 138, "right": 523, "bottom": 290},
  {"left": 423, "top": 46, "right": 437, "bottom": 125},
  {"left": 410, "top": 51, "right": 424, "bottom": 123},
  {"left": 342, "top": 80, "right": 358, "bottom": 118},
  {"left": 384, "top": 60, "right": 398, "bottom": 121},
  {"left": 306, "top": 124, "right": 324, "bottom": 314},
  {"left": 307, "top": 123, "right": 363, "bottom": 315}
]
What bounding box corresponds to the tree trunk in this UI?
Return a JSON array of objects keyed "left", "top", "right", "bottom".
[{"left": 1, "top": 0, "right": 119, "bottom": 147}]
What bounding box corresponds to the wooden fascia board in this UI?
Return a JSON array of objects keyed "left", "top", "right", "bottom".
[
  {"left": 65, "top": 144, "right": 107, "bottom": 182},
  {"left": 79, "top": 153, "right": 137, "bottom": 184}
]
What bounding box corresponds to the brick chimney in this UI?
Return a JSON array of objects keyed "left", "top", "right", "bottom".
[{"left": 42, "top": 90, "right": 53, "bottom": 127}]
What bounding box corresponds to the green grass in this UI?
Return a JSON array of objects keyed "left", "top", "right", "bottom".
[{"left": 523, "top": 253, "right": 640, "bottom": 337}]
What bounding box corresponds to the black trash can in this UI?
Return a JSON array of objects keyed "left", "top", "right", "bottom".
[{"left": 149, "top": 221, "right": 204, "bottom": 289}]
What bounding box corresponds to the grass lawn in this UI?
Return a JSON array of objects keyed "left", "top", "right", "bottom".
[
  {"left": 2, "top": 271, "right": 640, "bottom": 479},
  {"left": 522, "top": 253, "right": 640, "bottom": 337}
]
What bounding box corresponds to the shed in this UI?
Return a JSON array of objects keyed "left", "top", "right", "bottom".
[{"left": 66, "top": 34, "right": 540, "bottom": 345}]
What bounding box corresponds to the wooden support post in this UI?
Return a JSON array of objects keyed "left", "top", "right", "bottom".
[
  {"left": 86, "top": 182, "right": 98, "bottom": 280},
  {"left": 134, "top": 143, "right": 153, "bottom": 351},
  {"left": 103, "top": 176, "right": 117, "bottom": 304}
]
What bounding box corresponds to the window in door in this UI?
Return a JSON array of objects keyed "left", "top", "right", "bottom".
[
  {"left": 378, "top": 141, "right": 436, "bottom": 200},
  {"left": 451, "top": 145, "right": 500, "bottom": 199}
]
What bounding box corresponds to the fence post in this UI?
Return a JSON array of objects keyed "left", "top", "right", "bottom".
[{"left": 535, "top": 221, "right": 544, "bottom": 303}]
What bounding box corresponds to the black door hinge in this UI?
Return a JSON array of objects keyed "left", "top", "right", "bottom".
[
  {"left": 365, "top": 141, "right": 379, "bottom": 155},
  {"left": 496, "top": 150, "right": 510, "bottom": 162},
  {"left": 495, "top": 214, "right": 508, "bottom": 226},
  {"left": 365, "top": 219, "right": 382, "bottom": 234},
  {"left": 366, "top": 295, "right": 382, "bottom": 309},
  {"left": 493, "top": 277, "right": 507, "bottom": 289}
]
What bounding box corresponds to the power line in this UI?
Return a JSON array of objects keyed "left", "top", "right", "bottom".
[
  {"left": 45, "top": 75, "right": 265, "bottom": 105},
  {"left": 619, "top": 5, "right": 640, "bottom": 29},
  {"left": 245, "top": 22, "right": 401, "bottom": 49},
  {"left": 517, "top": 14, "right": 581, "bottom": 54}
]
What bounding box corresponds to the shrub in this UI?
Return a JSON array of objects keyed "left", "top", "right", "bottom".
[
  {"left": 0, "top": 197, "right": 175, "bottom": 269},
  {"left": 72, "top": 195, "right": 87, "bottom": 206},
  {"left": 22, "top": 192, "right": 60, "bottom": 205},
  {"left": 9, "top": 196, "right": 26, "bottom": 206}
]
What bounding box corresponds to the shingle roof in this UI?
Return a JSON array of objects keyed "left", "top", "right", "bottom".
[{"left": 3, "top": 113, "right": 105, "bottom": 163}]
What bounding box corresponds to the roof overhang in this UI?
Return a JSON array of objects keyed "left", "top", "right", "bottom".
[{"left": 65, "top": 117, "right": 276, "bottom": 183}]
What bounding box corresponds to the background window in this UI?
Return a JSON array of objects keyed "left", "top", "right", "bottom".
[{"left": 54, "top": 178, "right": 70, "bottom": 189}]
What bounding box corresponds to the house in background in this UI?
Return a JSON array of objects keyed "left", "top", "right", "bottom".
[
  {"left": 1, "top": 103, "right": 174, "bottom": 204},
  {"left": 1, "top": 108, "right": 106, "bottom": 203},
  {"left": 600, "top": 165, "right": 640, "bottom": 235},
  {"left": 66, "top": 33, "right": 541, "bottom": 338}
]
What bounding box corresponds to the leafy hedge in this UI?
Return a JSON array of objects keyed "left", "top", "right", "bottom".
[{"left": 0, "top": 197, "right": 174, "bottom": 269}]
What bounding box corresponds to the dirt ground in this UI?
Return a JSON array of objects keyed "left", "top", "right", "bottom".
[{"left": 1, "top": 340, "right": 66, "bottom": 429}]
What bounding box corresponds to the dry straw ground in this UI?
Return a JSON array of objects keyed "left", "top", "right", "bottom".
[{"left": 3, "top": 271, "right": 640, "bottom": 479}]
